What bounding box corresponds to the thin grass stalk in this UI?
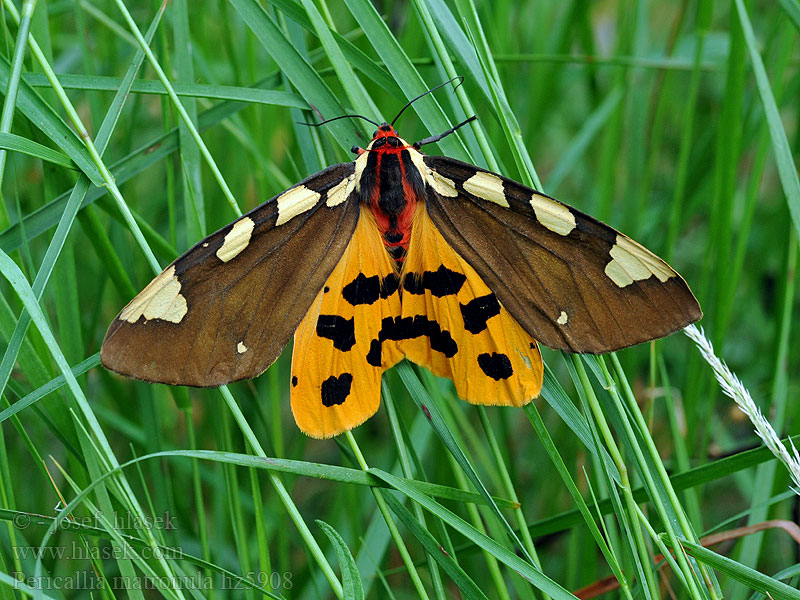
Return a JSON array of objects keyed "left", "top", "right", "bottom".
[
  {"left": 218, "top": 386, "right": 344, "bottom": 599},
  {"left": 719, "top": 20, "right": 793, "bottom": 338},
  {"left": 633, "top": 504, "right": 691, "bottom": 591},
  {"left": 72, "top": 0, "right": 103, "bottom": 126},
  {"left": 219, "top": 407, "right": 256, "bottom": 597},
  {"left": 250, "top": 467, "right": 273, "bottom": 595},
  {"left": 620, "top": 2, "right": 650, "bottom": 235},
  {"left": 441, "top": 450, "right": 514, "bottom": 600},
  {"left": 0, "top": 426, "right": 23, "bottom": 579},
  {"left": 184, "top": 409, "right": 214, "bottom": 599},
  {"left": 476, "top": 408, "right": 544, "bottom": 571},
  {"left": 571, "top": 355, "right": 660, "bottom": 600},
  {"left": 734, "top": 0, "right": 800, "bottom": 238},
  {"left": 399, "top": 366, "right": 532, "bottom": 596},
  {"left": 113, "top": 0, "right": 242, "bottom": 219},
  {"left": 523, "top": 402, "right": 632, "bottom": 600},
  {"left": 664, "top": 0, "right": 711, "bottom": 260},
  {"left": 733, "top": 229, "right": 797, "bottom": 596},
  {"left": 1, "top": 0, "right": 160, "bottom": 271},
  {"left": 411, "top": 0, "right": 488, "bottom": 167},
  {"left": 657, "top": 358, "right": 699, "bottom": 523},
  {"left": 404, "top": 370, "right": 513, "bottom": 597},
  {"left": 299, "top": 0, "right": 380, "bottom": 122},
  {"left": 382, "top": 385, "right": 446, "bottom": 599},
  {"left": 0, "top": 1, "right": 36, "bottom": 579},
  {"left": 173, "top": 0, "right": 206, "bottom": 242},
  {"left": 0, "top": 0, "right": 36, "bottom": 207},
  {"left": 344, "top": 431, "right": 431, "bottom": 600},
  {"left": 603, "top": 354, "right": 718, "bottom": 598},
  {"left": 454, "top": 0, "right": 542, "bottom": 189}
]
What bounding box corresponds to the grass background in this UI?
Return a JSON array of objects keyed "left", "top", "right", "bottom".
[{"left": 0, "top": 0, "right": 799, "bottom": 598}]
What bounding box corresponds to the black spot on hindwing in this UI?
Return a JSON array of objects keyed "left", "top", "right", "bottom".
[
  {"left": 342, "top": 273, "right": 381, "bottom": 305},
  {"left": 321, "top": 373, "right": 353, "bottom": 407},
  {"left": 477, "top": 353, "right": 513, "bottom": 380},
  {"left": 460, "top": 293, "right": 501, "bottom": 334},
  {"left": 366, "top": 315, "right": 458, "bottom": 366},
  {"left": 342, "top": 273, "right": 400, "bottom": 306},
  {"left": 316, "top": 315, "right": 356, "bottom": 351},
  {"left": 403, "top": 265, "right": 466, "bottom": 297},
  {"left": 366, "top": 340, "right": 382, "bottom": 367},
  {"left": 381, "top": 273, "right": 399, "bottom": 298},
  {"left": 291, "top": 376, "right": 298, "bottom": 387}
]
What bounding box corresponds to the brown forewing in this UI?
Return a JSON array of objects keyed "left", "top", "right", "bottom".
[
  {"left": 423, "top": 156, "right": 702, "bottom": 353},
  {"left": 101, "top": 163, "right": 359, "bottom": 386}
]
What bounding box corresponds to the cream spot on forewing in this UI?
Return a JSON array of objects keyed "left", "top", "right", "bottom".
[
  {"left": 407, "top": 148, "right": 458, "bottom": 197},
  {"left": 202, "top": 242, "right": 209, "bottom": 248},
  {"left": 463, "top": 172, "right": 509, "bottom": 207},
  {"left": 325, "top": 178, "right": 349, "bottom": 207},
  {"left": 216, "top": 216, "right": 254, "bottom": 262},
  {"left": 276, "top": 185, "right": 321, "bottom": 226},
  {"left": 605, "top": 235, "right": 676, "bottom": 288},
  {"left": 328, "top": 154, "right": 368, "bottom": 207},
  {"left": 531, "top": 194, "right": 576, "bottom": 235},
  {"left": 557, "top": 311, "right": 568, "bottom": 325},
  {"left": 120, "top": 266, "right": 188, "bottom": 324},
  {"left": 237, "top": 342, "right": 248, "bottom": 354},
  {"left": 430, "top": 171, "right": 458, "bottom": 197}
]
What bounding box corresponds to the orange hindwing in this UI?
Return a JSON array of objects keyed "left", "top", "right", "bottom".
[
  {"left": 399, "top": 203, "right": 543, "bottom": 406},
  {"left": 291, "top": 209, "right": 402, "bottom": 438}
]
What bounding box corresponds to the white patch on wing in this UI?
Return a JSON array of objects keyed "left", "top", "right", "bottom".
[
  {"left": 237, "top": 342, "right": 248, "bottom": 354},
  {"left": 216, "top": 216, "right": 254, "bottom": 262},
  {"left": 120, "top": 265, "right": 188, "bottom": 323},
  {"left": 276, "top": 185, "right": 321, "bottom": 226},
  {"left": 531, "top": 194, "right": 576, "bottom": 236},
  {"left": 604, "top": 235, "right": 675, "bottom": 288},
  {"left": 325, "top": 178, "right": 349, "bottom": 207},
  {"left": 328, "top": 153, "right": 368, "bottom": 207},
  {"left": 408, "top": 149, "right": 458, "bottom": 197},
  {"left": 463, "top": 171, "right": 509, "bottom": 207},
  {"left": 557, "top": 311, "right": 568, "bottom": 325}
]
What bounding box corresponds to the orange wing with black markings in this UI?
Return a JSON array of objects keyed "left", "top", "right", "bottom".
[
  {"left": 399, "top": 203, "right": 542, "bottom": 406},
  {"left": 290, "top": 209, "right": 403, "bottom": 438}
]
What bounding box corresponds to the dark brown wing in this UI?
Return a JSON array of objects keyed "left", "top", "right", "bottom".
[
  {"left": 422, "top": 155, "right": 701, "bottom": 354},
  {"left": 101, "top": 162, "right": 360, "bottom": 386}
]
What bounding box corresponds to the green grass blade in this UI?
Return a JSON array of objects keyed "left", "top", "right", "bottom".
[
  {"left": 0, "top": 55, "right": 103, "bottom": 186},
  {"left": 231, "top": 0, "right": 358, "bottom": 150},
  {"left": 0, "top": 132, "right": 74, "bottom": 168},
  {"left": 383, "top": 493, "right": 490, "bottom": 600},
  {"left": 372, "top": 468, "right": 577, "bottom": 600},
  {"left": 673, "top": 540, "right": 800, "bottom": 600},
  {"left": 317, "top": 520, "right": 366, "bottom": 600},
  {"left": 734, "top": 0, "right": 800, "bottom": 238}
]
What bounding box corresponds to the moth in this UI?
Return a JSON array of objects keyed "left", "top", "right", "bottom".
[{"left": 101, "top": 87, "right": 702, "bottom": 438}]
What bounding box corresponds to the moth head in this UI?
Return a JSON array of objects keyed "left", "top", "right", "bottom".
[{"left": 366, "top": 123, "right": 410, "bottom": 151}]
